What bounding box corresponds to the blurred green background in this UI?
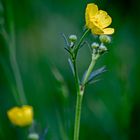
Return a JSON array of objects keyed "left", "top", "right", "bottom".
[{"left": 0, "top": 0, "right": 140, "bottom": 140}]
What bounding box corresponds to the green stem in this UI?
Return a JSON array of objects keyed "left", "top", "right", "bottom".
[
  {"left": 74, "top": 89, "right": 84, "bottom": 140},
  {"left": 83, "top": 54, "right": 100, "bottom": 85},
  {"left": 73, "top": 53, "right": 100, "bottom": 140},
  {"left": 75, "top": 29, "right": 90, "bottom": 57},
  {"left": 73, "top": 60, "right": 80, "bottom": 93},
  {"left": 4, "top": 0, "right": 27, "bottom": 105},
  {"left": 73, "top": 28, "right": 90, "bottom": 92},
  {"left": 73, "top": 29, "right": 90, "bottom": 140},
  {"left": 9, "top": 45, "right": 27, "bottom": 105}
]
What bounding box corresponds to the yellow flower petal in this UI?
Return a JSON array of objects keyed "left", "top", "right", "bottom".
[
  {"left": 85, "top": 3, "right": 115, "bottom": 35},
  {"left": 86, "top": 3, "right": 98, "bottom": 17},
  {"left": 95, "top": 10, "right": 112, "bottom": 28},
  {"left": 85, "top": 3, "right": 98, "bottom": 28},
  {"left": 7, "top": 105, "right": 33, "bottom": 127},
  {"left": 103, "top": 28, "right": 114, "bottom": 35},
  {"left": 22, "top": 106, "right": 33, "bottom": 125},
  {"left": 91, "top": 25, "right": 104, "bottom": 35},
  {"left": 7, "top": 107, "right": 21, "bottom": 125}
]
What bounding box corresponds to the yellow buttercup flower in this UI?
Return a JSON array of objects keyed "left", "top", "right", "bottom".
[
  {"left": 85, "top": 3, "right": 114, "bottom": 35},
  {"left": 7, "top": 105, "right": 33, "bottom": 127}
]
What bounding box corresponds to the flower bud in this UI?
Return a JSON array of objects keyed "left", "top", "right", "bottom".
[
  {"left": 28, "top": 133, "right": 39, "bottom": 140},
  {"left": 99, "top": 35, "right": 111, "bottom": 44},
  {"left": 99, "top": 44, "right": 107, "bottom": 54},
  {"left": 69, "top": 35, "right": 77, "bottom": 42},
  {"left": 91, "top": 42, "right": 99, "bottom": 49},
  {"left": 7, "top": 105, "right": 33, "bottom": 127}
]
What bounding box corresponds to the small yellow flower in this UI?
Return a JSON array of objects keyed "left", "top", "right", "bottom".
[
  {"left": 85, "top": 3, "right": 114, "bottom": 35},
  {"left": 7, "top": 105, "right": 33, "bottom": 127}
]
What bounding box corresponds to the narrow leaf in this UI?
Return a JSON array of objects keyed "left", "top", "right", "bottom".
[
  {"left": 68, "top": 58, "right": 74, "bottom": 76},
  {"left": 86, "top": 66, "right": 107, "bottom": 84},
  {"left": 86, "top": 41, "right": 92, "bottom": 53},
  {"left": 81, "top": 70, "right": 87, "bottom": 84},
  {"left": 62, "top": 33, "right": 69, "bottom": 48},
  {"left": 64, "top": 47, "right": 72, "bottom": 55},
  {"left": 88, "top": 79, "right": 101, "bottom": 85},
  {"left": 81, "top": 41, "right": 92, "bottom": 54}
]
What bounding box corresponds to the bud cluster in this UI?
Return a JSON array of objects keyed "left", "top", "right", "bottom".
[{"left": 91, "top": 35, "right": 111, "bottom": 56}]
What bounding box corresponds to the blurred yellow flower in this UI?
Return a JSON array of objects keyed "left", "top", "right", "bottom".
[
  {"left": 85, "top": 3, "right": 114, "bottom": 35},
  {"left": 7, "top": 105, "right": 33, "bottom": 127}
]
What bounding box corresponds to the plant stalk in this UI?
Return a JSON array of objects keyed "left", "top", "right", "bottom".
[
  {"left": 73, "top": 29, "right": 99, "bottom": 140},
  {"left": 73, "top": 52, "right": 99, "bottom": 140},
  {"left": 74, "top": 89, "right": 84, "bottom": 140},
  {"left": 83, "top": 54, "right": 100, "bottom": 85},
  {"left": 75, "top": 29, "right": 90, "bottom": 57}
]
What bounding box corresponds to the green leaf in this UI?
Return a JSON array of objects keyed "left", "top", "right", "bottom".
[
  {"left": 68, "top": 58, "right": 74, "bottom": 76},
  {"left": 62, "top": 33, "right": 70, "bottom": 48},
  {"left": 86, "top": 66, "right": 107, "bottom": 85},
  {"left": 64, "top": 47, "right": 72, "bottom": 55},
  {"left": 88, "top": 79, "right": 101, "bottom": 84}
]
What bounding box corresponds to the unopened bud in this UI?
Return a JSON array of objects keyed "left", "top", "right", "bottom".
[
  {"left": 28, "top": 133, "right": 39, "bottom": 140},
  {"left": 91, "top": 42, "right": 99, "bottom": 49},
  {"left": 99, "top": 35, "right": 111, "bottom": 44},
  {"left": 69, "top": 35, "right": 77, "bottom": 42},
  {"left": 99, "top": 44, "right": 107, "bottom": 54}
]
